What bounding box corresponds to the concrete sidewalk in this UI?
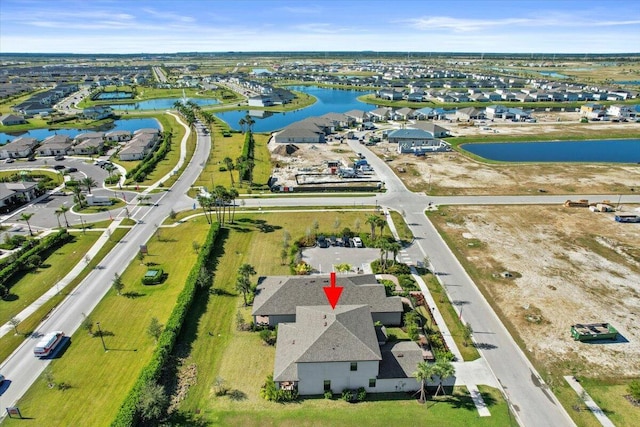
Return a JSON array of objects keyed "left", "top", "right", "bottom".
[
  {"left": 0, "top": 219, "right": 123, "bottom": 339},
  {"left": 564, "top": 376, "right": 615, "bottom": 427}
]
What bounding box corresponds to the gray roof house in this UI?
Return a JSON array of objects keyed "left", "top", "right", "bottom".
[
  {"left": 273, "top": 304, "right": 422, "bottom": 395},
  {"left": 407, "top": 122, "right": 451, "bottom": 138},
  {"left": 118, "top": 131, "right": 160, "bottom": 161},
  {"left": 344, "top": 109, "right": 370, "bottom": 123},
  {"left": 0, "top": 114, "right": 27, "bottom": 126},
  {"left": 37, "top": 134, "right": 73, "bottom": 156},
  {"left": 252, "top": 274, "right": 403, "bottom": 327},
  {"left": 0, "top": 137, "right": 38, "bottom": 159}
]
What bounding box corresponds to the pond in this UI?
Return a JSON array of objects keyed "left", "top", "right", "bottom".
[
  {"left": 215, "top": 86, "right": 373, "bottom": 132},
  {"left": 461, "top": 139, "right": 640, "bottom": 163},
  {"left": 109, "top": 97, "right": 220, "bottom": 111},
  {"left": 539, "top": 71, "right": 569, "bottom": 79},
  {"left": 0, "top": 118, "right": 161, "bottom": 144}
]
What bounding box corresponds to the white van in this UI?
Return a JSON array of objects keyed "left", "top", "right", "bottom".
[{"left": 34, "top": 331, "right": 65, "bottom": 357}]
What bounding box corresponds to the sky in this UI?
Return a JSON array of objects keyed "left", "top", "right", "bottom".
[{"left": 1, "top": 0, "right": 639, "bottom": 54}]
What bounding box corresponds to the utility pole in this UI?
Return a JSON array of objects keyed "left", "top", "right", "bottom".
[{"left": 96, "top": 322, "right": 107, "bottom": 352}]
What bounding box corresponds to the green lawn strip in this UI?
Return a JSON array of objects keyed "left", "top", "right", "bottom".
[
  {"left": 158, "top": 127, "right": 196, "bottom": 188},
  {"left": 0, "top": 232, "right": 99, "bottom": 325},
  {"left": 388, "top": 210, "right": 414, "bottom": 243},
  {"left": 188, "top": 386, "right": 510, "bottom": 426},
  {"left": 575, "top": 377, "right": 640, "bottom": 427},
  {"left": 422, "top": 273, "right": 480, "bottom": 361},
  {"left": 0, "top": 227, "right": 129, "bottom": 363},
  {"left": 74, "top": 199, "right": 126, "bottom": 214},
  {"left": 2, "top": 220, "right": 207, "bottom": 427}
]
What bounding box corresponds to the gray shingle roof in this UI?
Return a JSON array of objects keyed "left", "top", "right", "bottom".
[
  {"left": 378, "top": 341, "right": 424, "bottom": 379},
  {"left": 274, "top": 305, "right": 382, "bottom": 382},
  {"left": 252, "top": 274, "right": 403, "bottom": 317}
]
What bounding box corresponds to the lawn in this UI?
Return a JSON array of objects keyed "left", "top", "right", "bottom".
[
  {"left": 0, "top": 232, "right": 100, "bottom": 326},
  {"left": 193, "top": 118, "right": 272, "bottom": 192},
  {"left": 3, "top": 219, "right": 209, "bottom": 427},
  {"left": 576, "top": 377, "right": 640, "bottom": 427},
  {"left": 388, "top": 210, "right": 413, "bottom": 244},
  {"left": 0, "top": 227, "right": 129, "bottom": 362}
]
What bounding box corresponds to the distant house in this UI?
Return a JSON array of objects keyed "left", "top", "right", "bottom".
[
  {"left": 37, "top": 134, "right": 73, "bottom": 156},
  {"left": 0, "top": 114, "right": 27, "bottom": 126},
  {"left": 105, "top": 130, "right": 132, "bottom": 143},
  {"left": 455, "top": 107, "right": 485, "bottom": 121},
  {"left": 393, "top": 108, "right": 416, "bottom": 121},
  {"left": 369, "top": 107, "right": 392, "bottom": 122},
  {"left": 252, "top": 274, "right": 403, "bottom": 327},
  {"left": 321, "top": 112, "right": 353, "bottom": 129},
  {"left": 82, "top": 106, "right": 113, "bottom": 120},
  {"left": 344, "top": 109, "right": 370, "bottom": 123},
  {"left": 378, "top": 89, "right": 403, "bottom": 100},
  {"left": 118, "top": 129, "right": 161, "bottom": 161},
  {"left": 408, "top": 122, "right": 450, "bottom": 138},
  {"left": 248, "top": 95, "right": 274, "bottom": 107},
  {"left": 0, "top": 137, "right": 38, "bottom": 159},
  {"left": 273, "top": 127, "right": 324, "bottom": 144},
  {"left": 607, "top": 104, "right": 634, "bottom": 118},
  {"left": 72, "top": 137, "right": 104, "bottom": 155}
]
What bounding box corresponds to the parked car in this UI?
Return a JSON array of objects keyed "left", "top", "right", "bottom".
[
  {"left": 54, "top": 155, "right": 65, "bottom": 161},
  {"left": 352, "top": 237, "right": 364, "bottom": 248},
  {"left": 53, "top": 164, "right": 65, "bottom": 170},
  {"left": 4, "top": 158, "right": 14, "bottom": 163},
  {"left": 65, "top": 167, "right": 78, "bottom": 173},
  {"left": 329, "top": 235, "right": 338, "bottom": 246},
  {"left": 317, "top": 235, "right": 330, "bottom": 248},
  {"left": 342, "top": 235, "right": 352, "bottom": 247}
]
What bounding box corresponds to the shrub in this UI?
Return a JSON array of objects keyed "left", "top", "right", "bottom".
[
  {"left": 324, "top": 391, "right": 333, "bottom": 399},
  {"left": 356, "top": 387, "right": 367, "bottom": 401},
  {"left": 341, "top": 389, "right": 354, "bottom": 402},
  {"left": 629, "top": 379, "right": 640, "bottom": 400}
]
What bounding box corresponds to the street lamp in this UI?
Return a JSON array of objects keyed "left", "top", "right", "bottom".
[{"left": 96, "top": 322, "right": 107, "bottom": 352}]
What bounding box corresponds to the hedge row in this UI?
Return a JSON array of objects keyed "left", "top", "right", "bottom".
[
  {"left": 238, "top": 132, "right": 255, "bottom": 181},
  {"left": 126, "top": 133, "right": 172, "bottom": 183},
  {"left": 110, "top": 222, "right": 220, "bottom": 427},
  {"left": 0, "top": 229, "right": 72, "bottom": 289}
]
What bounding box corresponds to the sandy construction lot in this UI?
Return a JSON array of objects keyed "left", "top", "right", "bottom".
[{"left": 429, "top": 205, "right": 640, "bottom": 377}]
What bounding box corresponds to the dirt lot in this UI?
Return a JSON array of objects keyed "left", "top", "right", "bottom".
[{"left": 429, "top": 205, "right": 640, "bottom": 377}]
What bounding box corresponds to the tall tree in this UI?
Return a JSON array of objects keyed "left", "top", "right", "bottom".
[
  {"left": 81, "top": 176, "right": 97, "bottom": 193},
  {"left": 375, "top": 216, "right": 387, "bottom": 238},
  {"left": 197, "top": 194, "right": 212, "bottom": 224},
  {"left": 244, "top": 114, "right": 255, "bottom": 133},
  {"left": 72, "top": 186, "right": 85, "bottom": 208},
  {"left": 112, "top": 273, "right": 124, "bottom": 296},
  {"left": 238, "top": 117, "right": 247, "bottom": 133},
  {"left": 413, "top": 361, "right": 437, "bottom": 404},
  {"left": 235, "top": 275, "right": 252, "bottom": 306},
  {"left": 147, "top": 317, "right": 163, "bottom": 342},
  {"left": 56, "top": 205, "right": 70, "bottom": 228},
  {"left": 137, "top": 382, "right": 168, "bottom": 423},
  {"left": 228, "top": 187, "right": 239, "bottom": 223},
  {"left": 223, "top": 157, "right": 235, "bottom": 186},
  {"left": 388, "top": 241, "right": 402, "bottom": 266},
  {"left": 19, "top": 212, "right": 34, "bottom": 236},
  {"left": 365, "top": 214, "right": 379, "bottom": 240},
  {"left": 432, "top": 359, "right": 456, "bottom": 396}
]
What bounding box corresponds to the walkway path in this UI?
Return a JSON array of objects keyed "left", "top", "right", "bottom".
[{"left": 564, "top": 376, "right": 616, "bottom": 427}]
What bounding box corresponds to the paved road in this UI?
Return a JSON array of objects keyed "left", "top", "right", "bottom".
[{"left": 0, "top": 118, "right": 209, "bottom": 413}]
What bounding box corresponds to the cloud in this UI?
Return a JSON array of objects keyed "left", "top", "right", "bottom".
[
  {"left": 404, "top": 15, "right": 640, "bottom": 32},
  {"left": 278, "top": 5, "right": 323, "bottom": 14},
  {"left": 140, "top": 8, "right": 196, "bottom": 23}
]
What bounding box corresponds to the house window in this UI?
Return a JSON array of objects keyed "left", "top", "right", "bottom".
[
  {"left": 369, "top": 378, "right": 376, "bottom": 388},
  {"left": 324, "top": 380, "right": 331, "bottom": 392},
  {"left": 350, "top": 362, "right": 358, "bottom": 371}
]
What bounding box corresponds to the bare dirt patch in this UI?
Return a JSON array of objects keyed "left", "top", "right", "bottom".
[{"left": 430, "top": 205, "right": 640, "bottom": 377}]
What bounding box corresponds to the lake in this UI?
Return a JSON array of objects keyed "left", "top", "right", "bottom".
[
  {"left": 110, "top": 97, "right": 220, "bottom": 111},
  {"left": 215, "top": 86, "right": 373, "bottom": 132},
  {"left": 461, "top": 139, "right": 640, "bottom": 163},
  {"left": 0, "top": 118, "right": 161, "bottom": 144},
  {"left": 94, "top": 91, "right": 133, "bottom": 100}
]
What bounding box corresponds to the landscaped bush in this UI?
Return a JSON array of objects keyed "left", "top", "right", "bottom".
[
  {"left": 260, "top": 375, "right": 298, "bottom": 402},
  {"left": 629, "top": 379, "right": 640, "bottom": 401},
  {"left": 398, "top": 274, "right": 417, "bottom": 290},
  {"left": 111, "top": 222, "right": 220, "bottom": 427}
]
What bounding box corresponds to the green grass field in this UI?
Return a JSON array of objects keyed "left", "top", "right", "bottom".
[
  {"left": 0, "top": 233, "right": 100, "bottom": 326},
  {"left": 0, "top": 227, "right": 130, "bottom": 362},
  {"left": 3, "top": 220, "right": 208, "bottom": 427},
  {"left": 573, "top": 377, "right": 640, "bottom": 427}
]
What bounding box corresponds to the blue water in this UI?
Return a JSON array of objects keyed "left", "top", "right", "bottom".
[
  {"left": 110, "top": 97, "right": 219, "bottom": 111},
  {"left": 215, "top": 86, "right": 373, "bottom": 132},
  {"left": 615, "top": 80, "right": 640, "bottom": 85},
  {"left": 462, "top": 139, "right": 640, "bottom": 163},
  {"left": 539, "top": 71, "right": 569, "bottom": 79},
  {"left": 0, "top": 118, "right": 160, "bottom": 144},
  {"left": 95, "top": 92, "right": 133, "bottom": 100}
]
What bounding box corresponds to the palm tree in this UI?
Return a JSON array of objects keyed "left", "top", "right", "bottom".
[
  {"left": 366, "top": 214, "right": 379, "bottom": 240},
  {"left": 238, "top": 117, "right": 247, "bottom": 133},
  {"left": 388, "top": 241, "right": 402, "bottom": 266},
  {"left": 19, "top": 212, "right": 35, "bottom": 236},
  {"left": 54, "top": 210, "right": 62, "bottom": 228},
  {"left": 213, "top": 186, "right": 228, "bottom": 224},
  {"left": 244, "top": 114, "right": 255, "bottom": 133},
  {"left": 223, "top": 157, "right": 235, "bottom": 186},
  {"left": 235, "top": 275, "right": 252, "bottom": 306},
  {"left": 413, "top": 361, "right": 437, "bottom": 404},
  {"left": 432, "top": 359, "right": 456, "bottom": 396},
  {"left": 375, "top": 216, "right": 387, "bottom": 238},
  {"left": 228, "top": 188, "right": 239, "bottom": 223},
  {"left": 104, "top": 163, "right": 116, "bottom": 181},
  {"left": 56, "top": 205, "right": 70, "bottom": 228},
  {"left": 376, "top": 238, "right": 391, "bottom": 271},
  {"left": 197, "top": 194, "right": 212, "bottom": 224},
  {"left": 81, "top": 176, "right": 97, "bottom": 193},
  {"left": 238, "top": 263, "right": 256, "bottom": 281},
  {"left": 73, "top": 186, "right": 85, "bottom": 209}
]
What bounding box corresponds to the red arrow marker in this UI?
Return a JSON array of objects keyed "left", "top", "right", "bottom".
[{"left": 323, "top": 271, "right": 343, "bottom": 309}]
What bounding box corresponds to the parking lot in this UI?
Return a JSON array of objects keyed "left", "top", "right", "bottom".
[{"left": 302, "top": 245, "right": 380, "bottom": 274}]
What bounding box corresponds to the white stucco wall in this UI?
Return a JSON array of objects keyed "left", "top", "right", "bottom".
[{"left": 297, "top": 360, "right": 379, "bottom": 395}]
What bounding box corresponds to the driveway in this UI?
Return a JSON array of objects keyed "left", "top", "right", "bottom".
[{"left": 302, "top": 246, "right": 380, "bottom": 274}]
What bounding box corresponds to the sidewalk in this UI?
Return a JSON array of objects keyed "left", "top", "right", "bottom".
[
  {"left": 564, "top": 376, "right": 616, "bottom": 427},
  {"left": 384, "top": 207, "right": 495, "bottom": 417},
  {"left": 0, "top": 219, "right": 123, "bottom": 339}
]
